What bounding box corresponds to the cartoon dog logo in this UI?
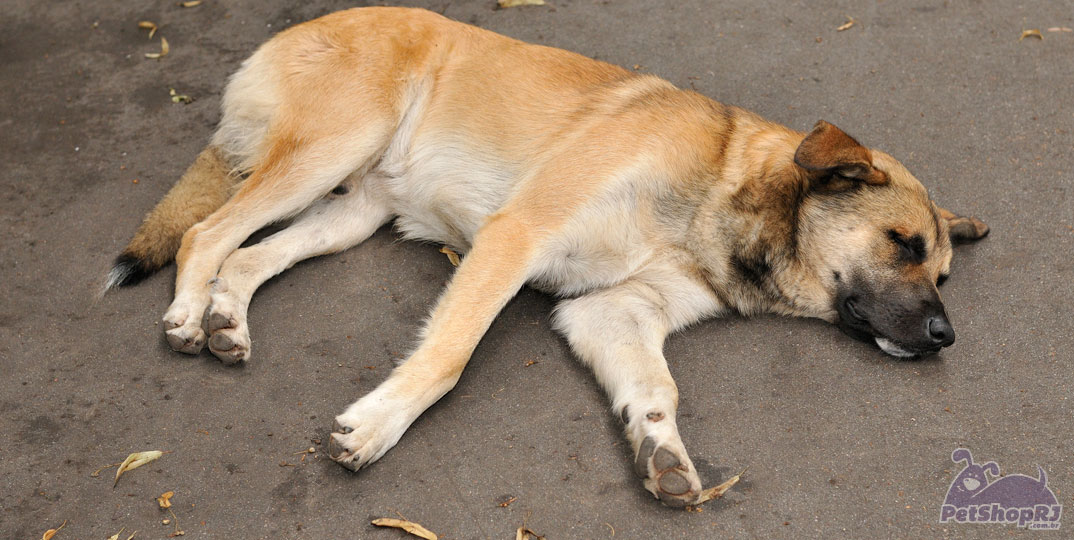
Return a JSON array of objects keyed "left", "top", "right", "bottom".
[{"left": 941, "top": 448, "right": 1062, "bottom": 529}]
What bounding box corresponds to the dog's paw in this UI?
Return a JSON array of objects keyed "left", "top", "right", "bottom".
[
  {"left": 206, "top": 281, "right": 251, "bottom": 364},
  {"left": 162, "top": 299, "right": 208, "bottom": 355},
  {"left": 634, "top": 435, "right": 703, "bottom": 507},
  {"left": 327, "top": 395, "right": 416, "bottom": 471}
]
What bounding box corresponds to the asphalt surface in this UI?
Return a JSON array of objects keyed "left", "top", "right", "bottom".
[{"left": 2, "top": 1, "right": 1072, "bottom": 538}]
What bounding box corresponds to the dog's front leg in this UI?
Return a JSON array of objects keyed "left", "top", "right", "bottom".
[
  {"left": 553, "top": 269, "right": 720, "bottom": 507},
  {"left": 328, "top": 213, "right": 538, "bottom": 470}
]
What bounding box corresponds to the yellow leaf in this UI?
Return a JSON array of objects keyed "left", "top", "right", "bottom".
[
  {"left": 145, "top": 37, "right": 169, "bottom": 59},
  {"left": 138, "top": 21, "right": 158, "bottom": 39},
  {"left": 371, "top": 518, "right": 438, "bottom": 540},
  {"left": 106, "top": 527, "right": 125, "bottom": 540},
  {"left": 42, "top": 520, "right": 66, "bottom": 540},
  {"left": 169, "top": 88, "right": 193, "bottom": 104},
  {"left": 439, "top": 246, "right": 461, "bottom": 267},
  {"left": 516, "top": 527, "right": 545, "bottom": 540},
  {"left": 113, "top": 450, "right": 164, "bottom": 487},
  {"left": 836, "top": 16, "right": 855, "bottom": 32},
  {"left": 695, "top": 465, "right": 749, "bottom": 505},
  {"left": 157, "top": 491, "right": 174, "bottom": 509},
  {"left": 178, "top": 1, "right": 202, "bottom": 6},
  {"left": 498, "top": 0, "right": 546, "bottom": 7},
  {"left": 1019, "top": 29, "right": 1043, "bottom": 41}
]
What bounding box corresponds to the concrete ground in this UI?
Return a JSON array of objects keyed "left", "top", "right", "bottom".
[{"left": 2, "top": 0, "right": 1071, "bottom": 538}]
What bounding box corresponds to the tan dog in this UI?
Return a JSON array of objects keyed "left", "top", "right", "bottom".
[{"left": 106, "top": 7, "right": 988, "bottom": 506}]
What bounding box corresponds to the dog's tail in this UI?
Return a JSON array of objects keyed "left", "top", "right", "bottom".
[{"left": 103, "top": 145, "right": 238, "bottom": 293}]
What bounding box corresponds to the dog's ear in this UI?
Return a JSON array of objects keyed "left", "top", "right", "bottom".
[
  {"left": 794, "top": 120, "right": 888, "bottom": 186},
  {"left": 936, "top": 205, "right": 990, "bottom": 244}
]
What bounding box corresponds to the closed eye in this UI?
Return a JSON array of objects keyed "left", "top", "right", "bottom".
[{"left": 887, "top": 230, "right": 927, "bottom": 264}]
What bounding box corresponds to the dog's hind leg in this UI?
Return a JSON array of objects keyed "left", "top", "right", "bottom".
[
  {"left": 551, "top": 262, "right": 721, "bottom": 507},
  {"left": 204, "top": 179, "right": 392, "bottom": 363},
  {"left": 163, "top": 120, "right": 395, "bottom": 355}
]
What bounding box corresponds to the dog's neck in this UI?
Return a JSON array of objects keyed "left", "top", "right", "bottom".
[{"left": 683, "top": 122, "right": 832, "bottom": 319}]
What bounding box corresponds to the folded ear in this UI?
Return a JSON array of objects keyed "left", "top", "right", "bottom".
[
  {"left": 937, "top": 206, "right": 990, "bottom": 244},
  {"left": 794, "top": 120, "right": 888, "bottom": 186}
]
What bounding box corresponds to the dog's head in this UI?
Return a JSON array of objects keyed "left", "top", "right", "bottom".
[{"left": 793, "top": 121, "right": 989, "bottom": 358}]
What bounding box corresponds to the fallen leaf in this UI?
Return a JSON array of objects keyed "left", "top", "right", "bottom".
[
  {"left": 371, "top": 518, "right": 437, "bottom": 540},
  {"left": 169, "top": 88, "right": 193, "bottom": 104},
  {"left": 178, "top": 1, "right": 202, "bottom": 6},
  {"left": 439, "top": 246, "right": 461, "bottom": 266},
  {"left": 42, "top": 520, "right": 66, "bottom": 540},
  {"left": 91, "top": 461, "right": 124, "bottom": 477},
  {"left": 106, "top": 528, "right": 125, "bottom": 540},
  {"left": 145, "top": 37, "right": 170, "bottom": 59},
  {"left": 1047, "top": 27, "right": 1073, "bottom": 33},
  {"left": 114, "top": 450, "right": 164, "bottom": 487},
  {"left": 516, "top": 527, "right": 545, "bottom": 540},
  {"left": 695, "top": 465, "right": 748, "bottom": 504},
  {"left": 498, "top": 0, "right": 545, "bottom": 7},
  {"left": 498, "top": 495, "right": 518, "bottom": 508},
  {"left": 157, "top": 491, "right": 174, "bottom": 509},
  {"left": 138, "top": 21, "right": 158, "bottom": 39},
  {"left": 1019, "top": 28, "right": 1043, "bottom": 41},
  {"left": 836, "top": 16, "right": 855, "bottom": 31},
  {"left": 126, "top": 533, "right": 137, "bottom": 540}
]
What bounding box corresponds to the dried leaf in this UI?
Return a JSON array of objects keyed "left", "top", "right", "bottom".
[
  {"left": 516, "top": 528, "right": 545, "bottom": 540},
  {"left": 138, "top": 21, "right": 158, "bottom": 39},
  {"left": 498, "top": 496, "right": 518, "bottom": 508},
  {"left": 178, "top": 1, "right": 202, "bottom": 6},
  {"left": 836, "top": 16, "right": 855, "bottom": 32},
  {"left": 126, "top": 533, "right": 137, "bottom": 540},
  {"left": 696, "top": 465, "right": 748, "bottom": 504},
  {"left": 439, "top": 246, "right": 461, "bottom": 267},
  {"left": 90, "top": 461, "right": 123, "bottom": 477},
  {"left": 145, "top": 37, "right": 170, "bottom": 59},
  {"left": 106, "top": 528, "right": 125, "bottom": 540},
  {"left": 1019, "top": 29, "right": 1043, "bottom": 41},
  {"left": 498, "top": 0, "right": 546, "bottom": 8},
  {"left": 113, "top": 450, "right": 164, "bottom": 487},
  {"left": 1046, "top": 27, "right": 1073, "bottom": 33},
  {"left": 371, "top": 518, "right": 437, "bottom": 540},
  {"left": 166, "top": 508, "right": 183, "bottom": 538},
  {"left": 42, "top": 520, "right": 66, "bottom": 540},
  {"left": 157, "top": 491, "right": 174, "bottom": 509},
  {"left": 169, "top": 88, "right": 193, "bottom": 104}
]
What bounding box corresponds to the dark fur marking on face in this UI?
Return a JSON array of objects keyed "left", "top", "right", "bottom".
[{"left": 937, "top": 274, "right": 949, "bottom": 287}]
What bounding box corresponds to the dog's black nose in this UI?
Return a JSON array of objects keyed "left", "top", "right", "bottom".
[{"left": 927, "top": 316, "right": 955, "bottom": 347}]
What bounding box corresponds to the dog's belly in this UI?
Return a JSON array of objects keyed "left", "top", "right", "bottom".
[
  {"left": 368, "top": 139, "right": 518, "bottom": 249},
  {"left": 367, "top": 156, "right": 648, "bottom": 296}
]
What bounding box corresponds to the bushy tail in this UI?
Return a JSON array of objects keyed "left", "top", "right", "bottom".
[{"left": 103, "top": 146, "right": 238, "bottom": 292}]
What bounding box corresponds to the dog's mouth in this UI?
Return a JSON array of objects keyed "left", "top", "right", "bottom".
[{"left": 836, "top": 296, "right": 942, "bottom": 359}]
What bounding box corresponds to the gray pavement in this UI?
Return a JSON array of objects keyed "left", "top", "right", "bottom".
[{"left": 2, "top": 1, "right": 1072, "bottom": 538}]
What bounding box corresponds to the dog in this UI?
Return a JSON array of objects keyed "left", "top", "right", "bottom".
[{"left": 105, "top": 7, "right": 989, "bottom": 506}]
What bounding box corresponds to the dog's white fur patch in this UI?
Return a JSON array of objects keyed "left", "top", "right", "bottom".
[{"left": 875, "top": 337, "right": 918, "bottom": 358}]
